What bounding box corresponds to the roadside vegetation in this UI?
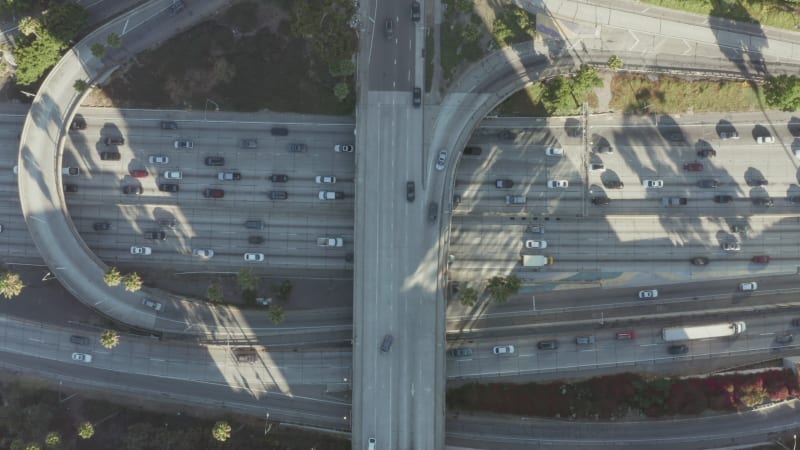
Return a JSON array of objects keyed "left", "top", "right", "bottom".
[
  {"left": 764, "top": 74, "right": 800, "bottom": 111},
  {"left": 495, "top": 64, "right": 602, "bottom": 116},
  {"left": 440, "top": 0, "right": 536, "bottom": 87},
  {"left": 609, "top": 73, "right": 763, "bottom": 114},
  {"left": 91, "top": 0, "right": 356, "bottom": 114},
  {"left": 0, "top": 378, "right": 349, "bottom": 449},
  {"left": 455, "top": 274, "right": 522, "bottom": 307},
  {"left": 639, "top": 0, "right": 800, "bottom": 31},
  {"left": 447, "top": 369, "right": 800, "bottom": 419}
]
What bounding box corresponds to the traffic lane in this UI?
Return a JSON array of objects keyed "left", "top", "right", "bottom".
[{"left": 368, "top": 2, "right": 415, "bottom": 91}]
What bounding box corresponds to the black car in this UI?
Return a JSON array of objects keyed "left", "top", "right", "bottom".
[
  {"left": 204, "top": 156, "right": 225, "bottom": 166},
  {"left": 100, "top": 151, "right": 121, "bottom": 161},
  {"left": 268, "top": 191, "right": 288, "bottom": 200},
  {"left": 69, "top": 335, "right": 90, "bottom": 345},
  {"left": 104, "top": 136, "right": 124, "bottom": 146},
  {"left": 697, "top": 179, "right": 718, "bottom": 188},
  {"left": 789, "top": 196, "right": 800, "bottom": 204},
  {"left": 775, "top": 333, "right": 794, "bottom": 344},
  {"left": 697, "top": 148, "right": 717, "bottom": 158},
  {"left": 497, "top": 130, "right": 516, "bottom": 140},
  {"left": 447, "top": 347, "right": 473, "bottom": 358},
  {"left": 93, "top": 222, "right": 110, "bottom": 231},
  {"left": 428, "top": 202, "right": 438, "bottom": 223},
  {"left": 668, "top": 344, "right": 689, "bottom": 355},
  {"left": 270, "top": 174, "right": 289, "bottom": 182},
  {"left": 495, "top": 179, "right": 514, "bottom": 189},
  {"left": 159, "top": 183, "right": 179, "bottom": 193},
  {"left": 406, "top": 181, "right": 415, "bottom": 202},
  {"left": 592, "top": 196, "right": 610, "bottom": 206},
  {"left": 122, "top": 185, "right": 142, "bottom": 195},
  {"left": 144, "top": 231, "right": 166, "bottom": 241},
  {"left": 752, "top": 198, "right": 774, "bottom": 207},
  {"left": 746, "top": 177, "right": 768, "bottom": 187},
  {"left": 713, "top": 195, "right": 733, "bottom": 203},
  {"left": 63, "top": 184, "right": 78, "bottom": 193},
  {"left": 69, "top": 117, "right": 86, "bottom": 131},
  {"left": 603, "top": 180, "right": 624, "bottom": 189},
  {"left": 412, "top": 87, "right": 421, "bottom": 107},
  {"left": 731, "top": 224, "right": 750, "bottom": 233},
  {"left": 270, "top": 127, "right": 289, "bottom": 136},
  {"left": 411, "top": 1, "right": 420, "bottom": 21},
  {"left": 203, "top": 188, "right": 224, "bottom": 198},
  {"left": 160, "top": 121, "right": 178, "bottom": 130},
  {"left": 463, "top": 146, "right": 482, "bottom": 156},
  {"left": 248, "top": 236, "right": 265, "bottom": 245},
  {"left": 690, "top": 257, "right": 709, "bottom": 266},
  {"left": 537, "top": 340, "right": 558, "bottom": 350}
]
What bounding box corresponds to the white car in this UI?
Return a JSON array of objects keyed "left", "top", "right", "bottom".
[
  {"left": 162, "top": 170, "right": 182, "bottom": 180},
  {"left": 739, "top": 281, "right": 758, "bottom": 291},
  {"left": 141, "top": 298, "right": 164, "bottom": 312},
  {"left": 71, "top": 352, "right": 92, "bottom": 363},
  {"left": 174, "top": 139, "right": 193, "bottom": 149},
  {"left": 638, "top": 289, "right": 659, "bottom": 299},
  {"left": 192, "top": 248, "right": 214, "bottom": 258},
  {"left": 524, "top": 240, "right": 547, "bottom": 249},
  {"left": 315, "top": 175, "right": 337, "bottom": 184},
  {"left": 318, "top": 191, "right": 343, "bottom": 200},
  {"left": 722, "top": 241, "right": 741, "bottom": 251},
  {"left": 643, "top": 179, "right": 664, "bottom": 188},
  {"left": 756, "top": 136, "right": 774, "bottom": 144},
  {"left": 334, "top": 144, "right": 354, "bottom": 153},
  {"left": 130, "top": 246, "right": 152, "bottom": 255},
  {"left": 547, "top": 179, "right": 568, "bottom": 188},
  {"left": 435, "top": 150, "right": 447, "bottom": 171},
  {"left": 492, "top": 345, "right": 515, "bottom": 355},
  {"left": 149, "top": 155, "right": 169, "bottom": 164},
  {"left": 244, "top": 252, "right": 265, "bottom": 262},
  {"left": 545, "top": 147, "right": 564, "bottom": 156}
]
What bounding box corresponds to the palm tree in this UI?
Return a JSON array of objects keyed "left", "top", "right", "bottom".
[
  {"left": 124, "top": 273, "right": 142, "bottom": 292},
  {"left": 104, "top": 267, "right": 122, "bottom": 286},
  {"left": 100, "top": 330, "right": 119, "bottom": 349},
  {"left": 269, "top": 305, "right": 285, "bottom": 324},
  {"left": 0, "top": 272, "right": 25, "bottom": 299},
  {"left": 211, "top": 421, "right": 231, "bottom": 442},
  {"left": 77, "top": 422, "right": 94, "bottom": 440},
  {"left": 44, "top": 431, "right": 61, "bottom": 448}
]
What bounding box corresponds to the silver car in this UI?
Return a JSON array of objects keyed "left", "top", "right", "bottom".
[{"left": 435, "top": 150, "right": 447, "bottom": 171}]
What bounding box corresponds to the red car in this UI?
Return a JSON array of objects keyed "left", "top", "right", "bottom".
[
  {"left": 129, "top": 169, "right": 148, "bottom": 178},
  {"left": 751, "top": 255, "right": 771, "bottom": 263},
  {"left": 683, "top": 163, "right": 703, "bottom": 172},
  {"left": 203, "top": 188, "right": 224, "bottom": 198}
]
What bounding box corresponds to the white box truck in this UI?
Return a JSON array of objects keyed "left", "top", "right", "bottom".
[
  {"left": 662, "top": 321, "right": 746, "bottom": 342},
  {"left": 522, "top": 255, "right": 553, "bottom": 267}
]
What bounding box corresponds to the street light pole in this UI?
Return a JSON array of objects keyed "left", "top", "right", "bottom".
[{"left": 204, "top": 98, "right": 219, "bottom": 121}]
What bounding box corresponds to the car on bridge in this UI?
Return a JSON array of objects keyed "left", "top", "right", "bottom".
[
  {"left": 643, "top": 179, "right": 663, "bottom": 188},
  {"left": 447, "top": 348, "right": 473, "bottom": 358},
  {"left": 435, "top": 151, "right": 447, "bottom": 171},
  {"left": 142, "top": 298, "right": 164, "bottom": 312}
]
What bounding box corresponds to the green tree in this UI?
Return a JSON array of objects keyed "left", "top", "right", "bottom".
[
  {"left": 268, "top": 304, "right": 285, "bottom": 324},
  {"left": 104, "top": 267, "right": 122, "bottom": 286},
  {"left": 207, "top": 283, "right": 224, "bottom": 304},
  {"left": 237, "top": 269, "right": 257, "bottom": 292},
  {"left": 25, "top": 444, "right": 40, "bottom": 450},
  {"left": 18, "top": 16, "right": 41, "bottom": 37},
  {"left": 276, "top": 280, "right": 292, "bottom": 302},
  {"left": 764, "top": 74, "right": 800, "bottom": 111},
  {"left": 106, "top": 32, "right": 121, "bottom": 48},
  {"left": 41, "top": 1, "right": 88, "bottom": 43},
  {"left": 100, "top": 329, "right": 119, "bottom": 349},
  {"left": 485, "top": 275, "right": 521, "bottom": 304},
  {"left": 77, "top": 422, "right": 94, "bottom": 440},
  {"left": 505, "top": 275, "right": 522, "bottom": 296},
  {"left": 123, "top": 272, "right": 142, "bottom": 292},
  {"left": 10, "top": 439, "right": 25, "bottom": 450},
  {"left": 13, "top": 32, "right": 65, "bottom": 86},
  {"left": 572, "top": 64, "right": 603, "bottom": 97},
  {"left": 90, "top": 43, "right": 105, "bottom": 58},
  {"left": 44, "top": 432, "right": 61, "bottom": 448},
  {"left": 211, "top": 421, "right": 231, "bottom": 442},
  {"left": 73, "top": 79, "right": 88, "bottom": 92},
  {"left": 608, "top": 55, "right": 623, "bottom": 70},
  {"left": 333, "top": 82, "right": 350, "bottom": 101},
  {"left": 0, "top": 271, "right": 25, "bottom": 299},
  {"left": 458, "top": 286, "right": 479, "bottom": 307},
  {"left": 329, "top": 59, "right": 355, "bottom": 77},
  {"left": 460, "top": 23, "right": 481, "bottom": 46}
]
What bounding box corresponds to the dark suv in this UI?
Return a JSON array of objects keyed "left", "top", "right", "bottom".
[
  {"left": 537, "top": 340, "right": 558, "bottom": 350},
  {"left": 160, "top": 121, "right": 178, "bottom": 130},
  {"left": 463, "top": 146, "right": 482, "bottom": 156},
  {"left": 412, "top": 88, "right": 421, "bottom": 107},
  {"left": 428, "top": 202, "right": 438, "bottom": 223},
  {"left": 268, "top": 191, "right": 288, "bottom": 200},
  {"left": 270, "top": 174, "right": 289, "bottom": 182},
  {"left": 204, "top": 156, "right": 225, "bottom": 166},
  {"left": 495, "top": 179, "right": 514, "bottom": 189},
  {"left": 406, "top": 181, "right": 415, "bottom": 202},
  {"left": 144, "top": 231, "right": 166, "bottom": 241},
  {"left": 447, "top": 348, "right": 473, "bottom": 358},
  {"left": 203, "top": 188, "right": 224, "bottom": 198}
]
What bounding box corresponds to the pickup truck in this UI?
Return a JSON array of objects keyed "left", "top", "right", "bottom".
[
  {"left": 317, "top": 237, "right": 344, "bottom": 247},
  {"left": 662, "top": 197, "right": 688, "bottom": 206}
]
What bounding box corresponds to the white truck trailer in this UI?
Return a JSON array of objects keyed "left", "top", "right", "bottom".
[
  {"left": 662, "top": 321, "right": 746, "bottom": 342},
  {"left": 522, "top": 255, "right": 553, "bottom": 267}
]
